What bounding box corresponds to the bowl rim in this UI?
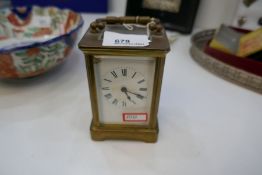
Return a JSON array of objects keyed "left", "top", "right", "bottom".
[{"left": 0, "top": 5, "right": 84, "bottom": 54}]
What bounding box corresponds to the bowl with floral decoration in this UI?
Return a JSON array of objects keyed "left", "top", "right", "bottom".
[{"left": 0, "top": 6, "right": 83, "bottom": 78}]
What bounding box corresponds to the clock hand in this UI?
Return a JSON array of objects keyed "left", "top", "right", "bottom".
[
  {"left": 121, "top": 87, "right": 136, "bottom": 104},
  {"left": 126, "top": 90, "right": 145, "bottom": 99}
]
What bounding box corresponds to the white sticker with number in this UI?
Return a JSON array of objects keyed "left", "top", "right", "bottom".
[
  {"left": 102, "top": 31, "right": 150, "bottom": 47},
  {"left": 123, "top": 113, "right": 148, "bottom": 122}
]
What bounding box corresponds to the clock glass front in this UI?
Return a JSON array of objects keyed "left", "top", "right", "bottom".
[{"left": 93, "top": 55, "right": 156, "bottom": 125}]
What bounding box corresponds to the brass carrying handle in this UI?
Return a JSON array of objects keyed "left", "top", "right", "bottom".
[
  {"left": 97, "top": 16, "right": 158, "bottom": 24},
  {"left": 89, "top": 16, "right": 163, "bottom": 34}
]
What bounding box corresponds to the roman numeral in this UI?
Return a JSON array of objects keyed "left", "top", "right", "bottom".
[
  {"left": 136, "top": 94, "right": 144, "bottom": 100},
  {"left": 111, "top": 71, "right": 117, "bottom": 78},
  {"left": 112, "top": 99, "right": 118, "bottom": 105},
  {"left": 137, "top": 79, "right": 145, "bottom": 84},
  {"left": 104, "top": 79, "right": 112, "bottom": 82},
  {"left": 139, "top": 88, "right": 147, "bottom": 91},
  {"left": 131, "top": 72, "right": 137, "bottom": 78},
  {"left": 102, "top": 87, "right": 110, "bottom": 90},
  {"left": 122, "top": 101, "right": 126, "bottom": 107},
  {"left": 122, "top": 69, "right": 127, "bottom": 76},
  {"left": 104, "top": 93, "right": 112, "bottom": 99}
]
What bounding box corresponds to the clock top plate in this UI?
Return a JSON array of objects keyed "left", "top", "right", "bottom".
[{"left": 78, "top": 17, "right": 170, "bottom": 52}]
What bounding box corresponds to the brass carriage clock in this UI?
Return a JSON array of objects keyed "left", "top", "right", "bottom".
[{"left": 79, "top": 16, "right": 170, "bottom": 142}]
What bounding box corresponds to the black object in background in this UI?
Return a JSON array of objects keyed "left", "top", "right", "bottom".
[
  {"left": 249, "top": 51, "right": 262, "bottom": 61},
  {"left": 258, "top": 17, "right": 262, "bottom": 26},
  {"left": 125, "top": 0, "right": 200, "bottom": 34}
]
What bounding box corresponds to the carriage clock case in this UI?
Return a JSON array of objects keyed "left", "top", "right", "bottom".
[{"left": 78, "top": 16, "right": 170, "bottom": 142}]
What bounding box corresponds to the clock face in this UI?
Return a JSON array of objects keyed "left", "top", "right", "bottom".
[
  {"left": 93, "top": 56, "right": 156, "bottom": 125},
  {"left": 101, "top": 67, "right": 147, "bottom": 108}
]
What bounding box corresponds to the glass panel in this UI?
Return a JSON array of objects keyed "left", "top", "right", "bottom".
[{"left": 93, "top": 55, "right": 156, "bottom": 125}]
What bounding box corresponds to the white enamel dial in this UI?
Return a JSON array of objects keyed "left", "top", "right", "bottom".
[
  {"left": 101, "top": 67, "right": 148, "bottom": 108},
  {"left": 93, "top": 56, "right": 155, "bottom": 125}
]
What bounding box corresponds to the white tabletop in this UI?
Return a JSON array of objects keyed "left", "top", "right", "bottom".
[{"left": 1, "top": 14, "right": 262, "bottom": 175}]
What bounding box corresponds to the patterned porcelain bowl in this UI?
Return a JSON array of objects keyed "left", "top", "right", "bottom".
[{"left": 0, "top": 6, "right": 83, "bottom": 78}]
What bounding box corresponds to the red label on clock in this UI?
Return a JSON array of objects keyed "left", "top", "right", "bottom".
[{"left": 123, "top": 113, "right": 148, "bottom": 122}]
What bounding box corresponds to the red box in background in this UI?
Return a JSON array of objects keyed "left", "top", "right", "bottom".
[{"left": 204, "top": 27, "right": 262, "bottom": 77}]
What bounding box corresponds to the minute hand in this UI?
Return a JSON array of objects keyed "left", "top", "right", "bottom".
[{"left": 126, "top": 90, "right": 145, "bottom": 99}]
